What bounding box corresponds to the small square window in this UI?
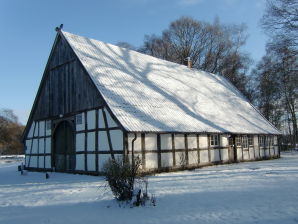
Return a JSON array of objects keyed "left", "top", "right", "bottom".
[
  {"left": 236, "top": 136, "right": 241, "bottom": 146},
  {"left": 76, "top": 114, "right": 83, "bottom": 125},
  {"left": 210, "top": 134, "right": 219, "bottom": 146},
  {"left": 259, "top": 136, "right": 265, "bottom": 147},
  {"left": 248, "top": 136, "right": 253, "bottom": 146},
  {"left": 242, "top": 135, "right": 248, "bottom": 148}
]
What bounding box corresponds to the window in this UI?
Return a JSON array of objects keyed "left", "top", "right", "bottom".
[
  {"left": 236, "top": 136, "right": 241, "bottom": 146},
  {"left": 210, "top": 134, "right": 219, "bottom": 146},
  {"left": 76, "top": 114, "right": 83, "bottom": 125},
  {"left": 267, "top": 136, "right": 273, "bottom": 147},
  {"left": 242, "top": 135, "right": 248, "bottom": 148},
  {"left": 46, "top": 120, "right": 51, "bottom": 131},
  {"left": 248, "top": 135, "right": 253, "bottom": 146}
]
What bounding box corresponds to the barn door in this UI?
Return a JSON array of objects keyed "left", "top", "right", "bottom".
[{"left": 53, "top": 121, "right": 75, "bottom": 171}]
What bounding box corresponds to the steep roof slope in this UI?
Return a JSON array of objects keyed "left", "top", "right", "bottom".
[{"left": 61, "top": 31, "right": 280, "bottom": 134}]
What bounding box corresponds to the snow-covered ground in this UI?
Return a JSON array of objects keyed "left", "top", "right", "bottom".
[{"left": 1, "top": 153, "right": 298, "bottom": 224}]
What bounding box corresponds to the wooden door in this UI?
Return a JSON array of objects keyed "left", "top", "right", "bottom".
[
  {"left": 53, "top": 121, "right": 75, "bottom": 171},
  {"left": 228, "top": 135, "right": 237, "bottom": 162}
]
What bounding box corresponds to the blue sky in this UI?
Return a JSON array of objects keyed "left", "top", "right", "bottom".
[{"left": 0, "top": 0, "right": 268, "bottom": 125}]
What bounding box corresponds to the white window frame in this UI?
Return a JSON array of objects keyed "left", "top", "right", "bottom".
[
  {"left": 242, "top": 135, "right": 248, "bottom": 149},
  {"left": 210, "top": 134, "right": 220, "bottom": 146},
  {"left": 236, "top": 136, "right": 241, "bottom": 146},
  {"left": 259, "top": 135, "right": 265, "bottom": 147},
  {"left": 248, "top": 135, "right": 253, "bottom": 146}
]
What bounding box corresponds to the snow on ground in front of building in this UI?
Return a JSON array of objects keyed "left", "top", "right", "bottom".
[{"left": 1, "top": 152, "right": 298, "bottom": 224}]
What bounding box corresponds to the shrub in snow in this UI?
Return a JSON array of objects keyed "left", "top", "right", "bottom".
[
  {"left": 103, "top": 157, "right": 141, "bottom": 201},
  {"left": 103, "top": 157, "right": 156, "bottom": 206}
]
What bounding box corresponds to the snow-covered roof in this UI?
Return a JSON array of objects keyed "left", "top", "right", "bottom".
[{"left": 61, "top": 31, "right": 280, "bottom": 134}]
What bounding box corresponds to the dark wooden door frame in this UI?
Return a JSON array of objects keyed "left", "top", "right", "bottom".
[
  {"left": 51, "top": 116, "right": 75, "bottom": 171},
  {"left": 228, "top": 134, "right": 237, "bottom": 162}
]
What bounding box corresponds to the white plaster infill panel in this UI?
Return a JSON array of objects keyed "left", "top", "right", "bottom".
[
  {"left": 87, "top": 110, "right": 96, "bottom": 130},
  {"left": 175, "top": 151, "right": 186, "bottom": 167},
  {"left": 45, "top": 156, "right": 51, "bottom": 168},
  {"left": 87, "top": 132, "right": 95, "bottom": 151},
  {"left": 161, "top": 152, "right": 173, "bottom": 168},
  {"left": 161, "top": 134, "right": 172, "bottom": 150},
  {"left": 31, "top": 139, "right": 38, "bottom": 154},
  {"left": 76, "top": 133, "right": 85, "bottom": 152},
  {"left": 98, "top": 131, "right": 109, "bottom": 151},
  {"left": 110, "top": 130, "right": 123, "bottom": 151},
  {"left": 200, "top": 150, "right": 209, "bottom": 163},
  {"left": 98, "top": 109, "right": 105, "bottom": 128},
  {"left": 221, "top": 148, "right": 229, "bottom": 161},
  {"left": 45, "top": 137, "right": 51, "bottom": 154},
  {"left": 104, "top": 108, "right": 118, "bottom": 128},
  {"left": 145, "top": 134, "right": 157, "bottom": 151},
  {"left": 199, "top": 135, "right": 208, "bottom": 148},
  {"left": 221, "top": 135, "right": 228, "bottom": 147},
  {"left": 187, "top": 135, "right": 197, "bottom": 149},
  {"left": 38, "top": 138, "right": 45, "bottom": 154},
  {"left": 39, "top": 121, "right": 45, "bottom": 137},
  {"left": 174, "top": 134, "right": 185, "bottom": 149},
  {"left": 87, "top": 154, "right": 96, "bottom": 171},
  {"left": 98, "top": 154, "right": 112, "bottom": 171},
  {"left": 188, "top": 151, "right": 198, "bottom": 165},
  {"left": 27, "top": 122, "right": 35, "bottom": 138},
  {"left": 76, "top": 154, "right": 85, "bottom": 170},
  {"left": 25, "top": 140, "right": 32, "bottom": 154},
  {"left": 128, "top": 133, "right": 141, "bottom": 152},
  {"left": 38, "top": 156, "right": 44, "bottom": 168},
  {"left": 145, "top": 153, "right": 158, "bottom": 169}
]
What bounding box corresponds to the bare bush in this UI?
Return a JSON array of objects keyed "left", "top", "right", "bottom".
[{"left": 103, "top": 157, "right": 142, "bottom": 201}]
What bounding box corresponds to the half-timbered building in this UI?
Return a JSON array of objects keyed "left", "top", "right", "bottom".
[{"left": 22, "top": 28, "right": 281, "bottom": 174}]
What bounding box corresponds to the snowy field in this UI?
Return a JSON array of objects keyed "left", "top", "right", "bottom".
[{"left": 1, "top": 153, "right": 298, "bottom": 224}]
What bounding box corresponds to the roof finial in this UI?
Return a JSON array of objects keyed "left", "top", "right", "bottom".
[{"left": 55, "top": 24, "right": 64, "bottom": 32}]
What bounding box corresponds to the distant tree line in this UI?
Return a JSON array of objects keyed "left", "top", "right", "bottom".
[
  {"left": 117, "top": 0, "right": 297, "bottom": 147},
  {"left": 0, "top": 109, "right": 24, "bottom": 155},
  {"left": 253, "top": 0, "right": 298, "bottom": 146}
]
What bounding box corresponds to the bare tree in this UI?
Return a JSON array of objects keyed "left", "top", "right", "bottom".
[
  {"left": 140, "top": 17, "right": 252, "bottom": 99},
  {"left": 262, "top": 0, "right": 298, "bottom": 44},
  {"left": 0, "top": 109, "right": 24, "bottom": 155},
  {"left": 258, "top": 0, "right": 298, "bottom": 146}
]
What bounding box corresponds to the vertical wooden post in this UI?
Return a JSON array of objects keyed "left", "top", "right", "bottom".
[
  {"left": 102, "top": 109, "right": 114, "bottom": 159},
  {"left": 241, "top": 136, "right": 244, "bottom": 161},
  {"left": 258, "top": 135, "right": 261, "bottom": 158},
  {"left": 84, "top": 112, "right": 88, "bottom": 171},
  {"left": 268, "top": 135, "right": 272, "bottom": 157},
  {"left": 95, "top": 109, "right": 99, "bottom": 172},
  {"left": 123, "top": 132, "right": 128, "bottom": 162},
  {"left": 218, "top": 135, "right": 222, "bottom": 162},
  {"left": 207, "top": 134, "right": 211, "bottom": 163},
  {"left": 253, "top": 135, "right": 256, "bottom": 160},
  {"left": 28, "top": 122, "right": 37, "bottom": 168},
  {"left": 37, "top": 121, "right": 40, "bottom": 168},
  {"left": 184, "top": 134, "right": 189, "bottom": 166},
  {"left": 141, "top": 133, "right": 146, "bottom": 170},
  {"left": 196, "top": 134, "right": 200, "bottom": 165},
  {"left": 44, "top": 121, "right": 46, "bottom": 169},
  {"left": 277, "top": 135, "right": 281, "bottom": 157},
  {"left": 157, "top": 134, "right": 161, "bottom": 169},
  {"left": 172, "top": 134, "right": 176, "bottom": 167}
]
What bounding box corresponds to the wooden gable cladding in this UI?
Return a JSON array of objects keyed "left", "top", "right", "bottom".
[{"left": 32, "top": 34, "right": 104, "bottom": 120}]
